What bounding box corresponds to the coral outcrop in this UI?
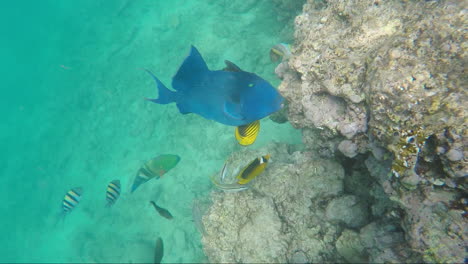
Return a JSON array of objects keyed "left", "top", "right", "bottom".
[
  {"left": 201, "top": 144, "right": 413, "bottom": 263},
  {"left": 275, "top": 0, "right": 467, "bottom": 262}
]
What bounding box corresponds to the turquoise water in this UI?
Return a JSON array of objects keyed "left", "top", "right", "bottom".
[{"left": 1, "top": 1, "right": 303, "bottom": 262}]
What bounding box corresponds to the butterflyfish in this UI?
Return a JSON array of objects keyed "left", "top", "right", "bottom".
[
  {"left": 145, "top": 46, "right": 284, "bottom": 126},
  {"left": 62, "top": 187, "right": 83, "bottom": 214},
  {"left": 236, "top": 154, "right": 270, "bottom": 185},
  {"left": 106, "top": 180, "right": 121, "bottom": 207},
  {"left": 131, "top": 154, "right": 180, "bottom": 192},
  {"left": 235, "top": 120, "right": 260, "bottom": 146},
  {"left": 150, "top": 201, "right": 173, "bottom": 220}
]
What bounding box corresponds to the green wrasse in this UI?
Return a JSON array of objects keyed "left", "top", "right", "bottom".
[{"left": 131, "top": 154, "right": 180, "bottom": 192}]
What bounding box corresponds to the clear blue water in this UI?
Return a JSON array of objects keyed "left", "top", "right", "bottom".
[{"left": 1, "top": 0, "right": 302, "bottom": 262}]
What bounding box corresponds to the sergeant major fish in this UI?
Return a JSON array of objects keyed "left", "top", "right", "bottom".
[
  {"left": 106, "top": 180, "right": 121, "bottom": 207},
  {"left": 55, "top": 187, "right": 83, "bottom": 226},
  {"left": 145, "top": 46, "right": 285, "bottom": 126},
  {"left": 62, "top": 187, "right": 83, "bottom": 214}
]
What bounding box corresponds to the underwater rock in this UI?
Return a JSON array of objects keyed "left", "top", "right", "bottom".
[
  {"left": 337, "top": 140, "right": 358, "bottom": 158},
  {"left": 202, "top": 145, "right": 346, "bottom": 263},
  {"left": 325, "top": 195, "right": 369, "bottom": 229},
  {"left": 276, "top": 1, "right": 466, "bottom": 260},
  {"left": 446, "top": 148, "right": 463, "bottom": 162},
  {"left": 279, "top": 0, "right": 466, "bottom": 178},
  {"left": 359, "top": 220, "right": 414, "bottom": 263},
  {"left": 335, "top": 229, "right": 367, "bottom": 263},
  {"left": 288, "top": 250, "right": 309, "bottom": 264},
  {"left": 203, "top": 192, "right": 286, "bottom": 263}
]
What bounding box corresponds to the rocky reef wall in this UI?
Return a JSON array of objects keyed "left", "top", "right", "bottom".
[
  {"left": 276, "top": 0, "right": 466, "bottom": 262},
  {"left": 201, "top": 144, "right": 417, "bottom": 263}
]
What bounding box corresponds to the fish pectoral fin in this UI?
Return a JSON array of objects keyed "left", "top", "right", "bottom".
[
  {"left": 224, "top": 101, "right": 244, "bottom": 120},
  {"left": 222, "top": 60, "right": 243, "bottom": 72}
]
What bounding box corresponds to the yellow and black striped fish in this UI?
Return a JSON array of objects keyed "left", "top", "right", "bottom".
[
  {"left": 236, "top": 154, "right": 270, "bottom": 185},
  {"left": 106, "top": 180, "right": 121, "bottom": 207},
  {"left": 62, "top": 187, "right": 83, "bottom": 213},
  {"left": 235, "top": 120, "right": 260, "bottom": 146}
]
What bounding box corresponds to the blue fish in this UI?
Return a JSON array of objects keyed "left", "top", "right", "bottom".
[{"left": 145, "top": 46, "right": 285, "bottom": 126}]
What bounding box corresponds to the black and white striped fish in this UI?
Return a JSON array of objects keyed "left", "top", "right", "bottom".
[
  {"left": 62, "top": 187, "right": 83, "bottom": 213},
  {"left": 106, "top": 180, "right": 121, "bottom": 207}
]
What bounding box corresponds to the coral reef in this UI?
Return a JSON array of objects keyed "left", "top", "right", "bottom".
[
  {"left": 199, "top": 1, "right": 466, "bottom": 263},
  {"left": 274, "top": 0, "right": 467, "bottom": 262},
  {"left": 201, "top": 144, "right": 414, "bottom": 263}
]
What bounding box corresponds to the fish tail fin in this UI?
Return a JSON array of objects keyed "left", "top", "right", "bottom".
[
  {"left": 144, "top": 69, "right": 176, "bottom": 104},
  {"left": 53, "top": 212, "right": 66, "bottom": 228}
]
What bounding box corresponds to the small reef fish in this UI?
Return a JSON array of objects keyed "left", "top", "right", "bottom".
[
  {"left": 192, "top": 200, "right": 207, "bottom": 236},
  {"left": 145, "top": 46, "right": 285, "bottom": 126},
  {"left": 150, "top": 201, "right": 173, "bottom": 220},
  {"left": 154, "top": 237, "right": 164, "bottom": 264},
  {"left": 270, "top": 43, "right": 292, "bottom": 62},
  {"left": 210, "top": 163, "right": 249, "bottom": 192},
  {"left": 211, "top": 178, "right": 250, "bottom": 192},
  {"left": 59, "top": 64, "right": 71, "bottom": 70},
  {"left": 106, "top": 180, "right": 121, "bottom": 207},
  {"left": 235, "top": 120, "right": 260, "bottom": 146},
  {"left": 131, "top": 154, "right": 180, "bottom": 192},
  {"left": 236, "top": 155, "right": 271, "bottom": 185},
  {"left": 62, "top": 187, "right": 83, "bottom": 213}
]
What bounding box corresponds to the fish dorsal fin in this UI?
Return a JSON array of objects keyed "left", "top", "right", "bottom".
[
  {"left": 224, "top": 100, "right": 244, "bottom": 120},
  {"left": 223, "top": 60, "right": 243, "bottom": 72},
  {"left": 172, "top": 46, "right": 209, "bottom": 91}
]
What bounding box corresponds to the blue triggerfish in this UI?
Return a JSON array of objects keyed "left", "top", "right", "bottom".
[
  {"left": 106, "top": 180, "right": 121, "bottom": 207},
  {"left": 145, "top": 46, "right": 285, "bottom": 126},
  {"left": 62, "top": 187, "right": 83, "bottom": 214},
  {"left": 236, "top": 154, "right": 270, "bottom": 185},
  {"left": 131, "top": 154, "right": 180, "bottom": 192}
]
